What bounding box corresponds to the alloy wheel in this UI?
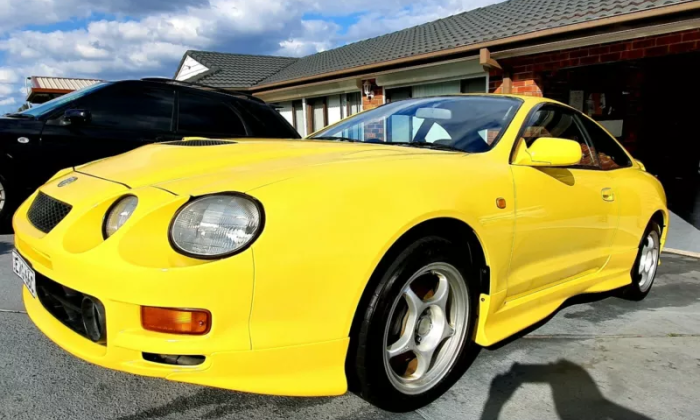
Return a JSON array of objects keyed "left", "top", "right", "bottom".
[
  {"left": 383, "top": 262, "right": 469, "bottom": 395},
  {"left": 638, "top": 231, "right": 660, "bottom": 292},
  {"left": 0, "top": 179, "right": 5, "bottom": 214}
]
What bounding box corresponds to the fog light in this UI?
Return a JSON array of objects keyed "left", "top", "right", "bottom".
[
  {"left": 141, "top": 307, "right": 211, "bottom": 335},
  {"left": 81, "top": 296, "right": 107, "bottom": 343}
]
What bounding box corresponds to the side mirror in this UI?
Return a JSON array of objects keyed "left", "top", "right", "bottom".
[
  {"left": 513, "top": 137, "right": 581, "bottom": 167},
  {"left": 62, "top": 109, "right": 90, "bottom": 125}
]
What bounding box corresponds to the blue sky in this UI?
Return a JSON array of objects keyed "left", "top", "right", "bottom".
[{"left": 0, "top": 0, "right": 499, "bottom": 114}]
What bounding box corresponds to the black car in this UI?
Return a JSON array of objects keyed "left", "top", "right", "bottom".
[{"left": 0, "top": 78, "right": 300, "bottom": 225}]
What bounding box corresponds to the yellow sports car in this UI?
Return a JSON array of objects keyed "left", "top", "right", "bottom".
[{"left": 12, "top": 94, "right": 666, "bottom": 412}]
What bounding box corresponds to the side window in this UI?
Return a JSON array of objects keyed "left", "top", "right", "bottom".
[
  {"left": 521, "top": 106, "right": 597, "bottom": 168},
  {"left": 85, "top": 85, "right": 173, "bottom": 131},
  {"left": 178, "top": 91, "right": 246, "bottom": 136},
  {"left": 579, "top": 116, "right": 632, "bottom": 170}
]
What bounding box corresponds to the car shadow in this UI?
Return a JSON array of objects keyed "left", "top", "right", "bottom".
[
  {"left": 479, "top": 359, "right": 654, "bottom": 420},
  {"left": 0, "top": 238, "right": 12, "bottom": 256}
]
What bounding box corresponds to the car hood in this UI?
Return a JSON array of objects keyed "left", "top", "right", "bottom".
[{"left": 77, "top": 139, "right": 451, "bottom": 195}]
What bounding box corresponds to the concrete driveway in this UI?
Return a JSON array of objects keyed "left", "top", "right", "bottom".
[{"left": 0, "top": 233, "right": 698, "bottom": 420}]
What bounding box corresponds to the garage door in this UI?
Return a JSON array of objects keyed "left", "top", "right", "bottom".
[{"left": 412, "top": 80, "right": 461, "bottom": 98}]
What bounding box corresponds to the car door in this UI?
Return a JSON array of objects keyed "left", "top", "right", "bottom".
[
  {"left": 39, "top": 82, "right": 177, "bottom": 171},
  {"left": 507, "top": 105, "right": 619, "bottom": 299},
  {"left": 175, "top": 90, "right": 248, "bottom": 139}
]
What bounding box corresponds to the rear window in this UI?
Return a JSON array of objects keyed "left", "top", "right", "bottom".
[{"left": 233, "top": 100, "right": 301, "bottom": 139}]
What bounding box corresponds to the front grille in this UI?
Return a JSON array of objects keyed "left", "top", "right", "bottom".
[
  {"left": 164, "top": 139, "right": 235, "bottom": 147},
  {"left": 35, "top": 274, "right": 107, "bottom": 345},
  {"left": 27, "top": 192, "right": 72, "bottom": 233}
]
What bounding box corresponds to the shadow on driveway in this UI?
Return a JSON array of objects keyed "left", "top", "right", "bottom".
[
  {"left": 479, "top": 360, "right": 654, "bottom": 420},
  {"left": 0, "top": 238, "right": 12, "bottom": 256}
]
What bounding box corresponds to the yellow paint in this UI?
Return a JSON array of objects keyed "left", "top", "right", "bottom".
[{"left": 13, "top": 95, "right": 667, "bottom": 396}]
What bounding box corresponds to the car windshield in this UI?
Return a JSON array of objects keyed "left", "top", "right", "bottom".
[
  {"left": 17, "top": 82, "right": 110, "bottom": 118},
  {"left": 310, "top": 96, "right": 522, "bottom": 153}
]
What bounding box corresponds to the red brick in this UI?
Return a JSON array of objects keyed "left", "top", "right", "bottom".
[
  {"left": 512, "top": 80, "right": 526, "bottom": 87},
  {"left": 513, "top": 71, "right": 534, "bottom": 81},
  {"left": 608, "top": 43, "right": 628, "bottom": 53},
  {"left": 589, "top": 46, "right": 610, "bottom": 55},
  {"left": 559, "top": 58, "right": 580, "bottom": 68},
  {"left": 512, "top": 64, "right": 533, "bottom": 73},
  {"left": 669, "top": 42, "right": 697, "bottom": 54},
  {"left": 600, "top": 52, "right": 622, "bottom": 62},
  {"left": 683, "top": 32, "right": 700, "bottom": 42},
  {"left": 570, "top": 49, "right": 589, "bottom": 58},
  {"left": 656, "top": 34, "right": 682, "bottom": 45},
  {"left": 632, "top": 39, "right": 655, "bottom": 49},
  {"left": 621, "top": 49, "right": 645, "bottom": 60},
  {"left": 579, "top": 55, "right": 601, "bottom": 65},
  {"left": 645, "top": 45, "right": 669, "bottom": 57}
]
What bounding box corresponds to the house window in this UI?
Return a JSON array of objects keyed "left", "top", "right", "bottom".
[
  {"left": 306, "top": 97, "right": 327, "bottom": 134},
  {"left": 292, "top": 100, "right": 304, "bottom": 134},
  {"left": 346, "top": 92, "right": 361, "bottom": 117}
]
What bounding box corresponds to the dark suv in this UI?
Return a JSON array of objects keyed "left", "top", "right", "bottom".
[{"left": 0, "top": 78, "right": 300, "bottom": 225}]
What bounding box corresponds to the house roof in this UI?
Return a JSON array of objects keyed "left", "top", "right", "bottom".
[
  {"left": 29, "top": 76, "right": 102, "bottom": 92},
  {"left": 176, "top": 50, "right": 298, "bottom": 88},
  {"left": 177, "top": 0, "right": 696, "bottom": 90}
]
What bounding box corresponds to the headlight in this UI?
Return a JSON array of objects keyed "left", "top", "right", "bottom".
[
  {"left": 169, "top": 194, "right": 263, "bottom": 258},
  {"left": 103, "top": 195, "right": 138, "bottom": 238}
]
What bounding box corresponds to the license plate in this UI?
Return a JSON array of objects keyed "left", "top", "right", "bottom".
[{"left": 12, "top": 250, "right": 36, "bottom": 299}]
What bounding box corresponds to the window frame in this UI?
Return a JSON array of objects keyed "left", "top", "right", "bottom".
[
  {"left": 174, "top": 88, "right": 251, "bottom": 137},
  {"left": 510, "top": 102, "right": 603, "bottom": 171},
  {"left": 577, "top": 113, "right": 634, "bottom": 171}
]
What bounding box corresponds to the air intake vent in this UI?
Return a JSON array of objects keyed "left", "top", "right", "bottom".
[
  {"left": 164, "top": 140, "right": 235, "bottom": 147},
  {"left": 27, "top": 192, "right": 72, "bottom": 233}
]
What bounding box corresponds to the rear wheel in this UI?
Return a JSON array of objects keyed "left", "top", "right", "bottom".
[
  {"left": 349, "top": 236, "right": 479, "bottom": 412},
  {"left": 623, "top": 221, "right": 661, "bottom": 301},
  {"left": 0, "top": 174, "right": 10, "bottom": 229}
]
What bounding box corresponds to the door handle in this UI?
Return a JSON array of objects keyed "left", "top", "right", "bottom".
[{"left": 602, "top": 188, "right": 615, "bottom": 202}]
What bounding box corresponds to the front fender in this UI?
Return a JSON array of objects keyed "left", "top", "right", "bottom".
[{"left": 246, "top": 154, "right": 515, "bottom": 350}]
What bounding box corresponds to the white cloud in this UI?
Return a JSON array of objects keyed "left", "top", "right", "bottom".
[
  {"left": 0, "top": 97, "right": 16, "bottom": 105},
  {"left": 0, "top": 0, "right": 502, "bottom": 113}
]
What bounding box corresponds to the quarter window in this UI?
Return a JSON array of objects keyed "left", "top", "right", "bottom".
[
  {"left": 521, "top": 106, "right": 597, "bottom": 168},
  {"left": 579, "top": 116, "right": 632, "bottom": 170},
  {"left": 178, "top": 92, "right": 246, "bottom": 136}
]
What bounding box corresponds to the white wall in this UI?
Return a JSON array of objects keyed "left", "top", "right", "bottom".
[
  {"left": 176, "top": 56, "right": 209, "bottom": 81},
  {"left": 276, "top": 101, "right": 294, "bottom": 126}
]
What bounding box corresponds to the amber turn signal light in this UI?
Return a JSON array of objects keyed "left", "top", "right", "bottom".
[{"left": 141, "top": 306, "right": 211, "bottom": 335}]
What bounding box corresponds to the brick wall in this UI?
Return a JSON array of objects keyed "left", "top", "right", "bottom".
[
  {"left": 489, "top": 28, "right": 700, "bottom": 95},
  {"left": 361, "top": 79, "right": 386, "bottom": 140},
  {"left": 361, "top": 79, "right": 384, "bottom": 110}
]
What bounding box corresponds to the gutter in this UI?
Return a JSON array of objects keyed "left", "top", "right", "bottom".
[{"left": 251, "top": 1, "right": 700, "bottom": 92}]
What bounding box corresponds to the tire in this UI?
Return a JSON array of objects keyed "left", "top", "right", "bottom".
[
  {"left": 0, "top": 173, "right": 11, "bottom": 230},
  {"left": 348, "top": 236, "right": 479, "bottom": 412},
  {"left": 623, "top": 221, "right": 661, "bottom": 301}
]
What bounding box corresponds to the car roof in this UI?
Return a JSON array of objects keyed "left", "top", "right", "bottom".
[{"left": 110, "top": 78, "right": 266, "bottom": 104}]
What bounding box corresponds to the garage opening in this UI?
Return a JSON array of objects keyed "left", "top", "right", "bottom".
[{"left": 541, "top": 51, "right": 700, "bottom": 229}]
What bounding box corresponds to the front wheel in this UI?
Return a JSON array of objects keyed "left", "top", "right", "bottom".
[
  {"left": 623, "top": 221, "right": 661, "bottom": 301},
  {"left": 349, "top": 236, "right": 479, "bottom": 412}
]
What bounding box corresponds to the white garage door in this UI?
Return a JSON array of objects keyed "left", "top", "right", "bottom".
[{"left": 412, "top": 80, "right": 461, "bottom": 98}]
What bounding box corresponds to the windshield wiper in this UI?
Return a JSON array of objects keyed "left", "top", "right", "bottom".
[
  {"left": 310, "top": 136, "right": 362, "bottom": 143},
  {"left": 398, "top": 142, "right": 465, "bottom": 152},
  {"left": 4, "top": 113, "right": 35, "bottom": 119}
]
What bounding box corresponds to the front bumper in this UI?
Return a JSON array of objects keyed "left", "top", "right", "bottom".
[{"left": 14, "top": 173, "right": 348, "bottom": 397}]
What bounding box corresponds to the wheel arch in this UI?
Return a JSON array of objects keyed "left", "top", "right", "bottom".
[{"left": 345, "top": 217, "right": 487, "bottom": 386}]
